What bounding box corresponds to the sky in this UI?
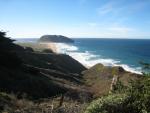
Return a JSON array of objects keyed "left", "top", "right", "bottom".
[{"left": 0, "top": 0, "right": 150, "bottom": 38}]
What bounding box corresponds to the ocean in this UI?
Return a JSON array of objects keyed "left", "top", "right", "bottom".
[{"left": 15, "top": 38, "right": 150, "bottom": 74}]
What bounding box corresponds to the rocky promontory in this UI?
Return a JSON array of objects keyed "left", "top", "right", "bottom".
[{"left": 38, "top": 35, "right": 74, "bottom": 43}]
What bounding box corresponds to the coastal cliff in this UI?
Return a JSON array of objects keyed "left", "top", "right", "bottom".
[{"left": 0, "top": 31, "right": 149, "bottom": 113}]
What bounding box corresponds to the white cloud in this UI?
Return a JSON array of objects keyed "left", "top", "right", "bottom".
[
  {"left": 97, "top": 2, "right": 114, "bottom": 15},
  {"left": 97, "top": 0, "right": 149, "bottom": 16}
]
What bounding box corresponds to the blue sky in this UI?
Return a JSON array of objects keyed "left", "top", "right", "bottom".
[{"left": 0, "top": 0, "right": 150, "bottom": 38}]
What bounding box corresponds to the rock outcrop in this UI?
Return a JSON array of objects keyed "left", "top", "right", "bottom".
[{"left": 38, "top": 35, "right": 74, "bottom": 43}]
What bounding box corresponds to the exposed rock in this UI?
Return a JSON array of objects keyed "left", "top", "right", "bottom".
[{"left": 38, "top": 35, "right": 74, "bottom": 43}]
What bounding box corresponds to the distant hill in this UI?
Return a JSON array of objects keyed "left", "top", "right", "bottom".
[{"left": 38, "top": 35, "right": 74, "bottom": 43}]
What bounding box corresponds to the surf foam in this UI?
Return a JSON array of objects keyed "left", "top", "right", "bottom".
[{"left": 55, "top": 43, "right": 142, "bottom": 74}]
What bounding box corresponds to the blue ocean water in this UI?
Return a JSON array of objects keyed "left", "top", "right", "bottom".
[
  {"left": 56, "top": 38, "right": 150, "bottom": 74},
  {"left": 15, "top": 38, "right": 150, "bottom": 74}
]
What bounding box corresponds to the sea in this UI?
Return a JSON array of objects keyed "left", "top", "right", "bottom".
[{"left": 15, "top": 38, "right": 150, "bottom": 74}]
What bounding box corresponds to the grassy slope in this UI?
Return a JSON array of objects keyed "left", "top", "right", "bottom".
[
  {"left": 0, "top": 41, "right": 89, "bottom": 112},
  {"left": 82, "top": 63, "right": 141, "bottom": 97},
  {"left": 0, "top": 40, "right": 142, "bottom": 113},
  {"left": 0, "top": 39, "right": 88, "bottom": 99}
]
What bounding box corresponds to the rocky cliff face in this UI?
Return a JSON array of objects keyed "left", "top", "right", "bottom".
[{"left": 38, "top": 35, "right": 74, "bottom": 43}]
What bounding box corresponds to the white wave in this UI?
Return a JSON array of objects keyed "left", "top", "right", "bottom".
[
  {"left": 114, "top": 64, "right": 142, "bottom": 74},
  {"left": 55, "top": 43, "right": 142, "bottom": 74},
  {"left": 55, "top": 43, "right": 78, "bottom": 53}
]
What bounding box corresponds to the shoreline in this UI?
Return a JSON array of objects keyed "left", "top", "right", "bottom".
[
  {"left": 39, "top": 42, "right": 58, "bottom": 53},
  {"left": 52, "top": 43, "right": 142, "bottom": 75},
  {"left": 17, "top": 42, "right": 142, "bottom": 75}
]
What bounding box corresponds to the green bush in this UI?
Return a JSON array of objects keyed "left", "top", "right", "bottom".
[
  {"left": 85, "top": 75, "right": 150, "bottom": 113},
  {"left": 127, "top": 76, "right": 150, "bottom": 112},
  {"left": 85, "top": 94, "right": 127, "bottom": 113},
  {"left": 42, "top": 48, "right": 53, "bottom": 53},
  {"left": 0, "top": 31, "right": 22, "bottom": 68}
]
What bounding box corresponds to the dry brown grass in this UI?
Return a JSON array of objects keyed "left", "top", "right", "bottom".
[
  {"left": 1, "top": 92, "right": 87, "bottom": 113},
  {"left": 82, "top": 63, "right": 141, "bottom": 98}
]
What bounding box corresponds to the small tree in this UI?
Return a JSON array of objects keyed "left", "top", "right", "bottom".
[{"left": 0, "top": 31, "right": 22, "bottom": 68}]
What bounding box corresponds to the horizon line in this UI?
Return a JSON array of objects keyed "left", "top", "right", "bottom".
[{"left": 13, "top": 37, "right": 150, "bottom": 39}]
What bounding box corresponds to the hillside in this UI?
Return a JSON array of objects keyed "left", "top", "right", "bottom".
[
  {"left": 82, "top": 63, "right": 141, "bottom": 97},
  {"left": 1, "top": 31, "right": 147, "bottom": 113},
  {"left": 0, "top": 31, "right": 88, "bottom": 100}
]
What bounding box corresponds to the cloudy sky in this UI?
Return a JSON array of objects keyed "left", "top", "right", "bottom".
[{"left": 0, "top": 0, "right": 150, "bottom": 38}]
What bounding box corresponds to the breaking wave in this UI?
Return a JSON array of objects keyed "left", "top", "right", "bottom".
[{"left": 55, "top": 43, "right": 142, "bottom": 74}]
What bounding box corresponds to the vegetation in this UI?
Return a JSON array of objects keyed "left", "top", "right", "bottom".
[
  {"left": 0, "top": 31, "right": 23, "bottom": 68},
  {"left": 1, "top": 31, "right": 149, "bottom": 113},
  {"left": 39, "top": 35, "right": 74, "bottom": 43},
  {"left": 85, "top": 94, "right": 127, "bottom": 113},
  {"left": 0, "top": 91, "right": 88, "bottom": 113},
  {"left": 42, "top": 48, "right": 54, "bottom": 53},
  {"left": 82, "top": 63, "right": 140, "bottom": 97},
  {"left": 0, "top": 31, "right": 87, "bottom": 99},
  {"left": 0, "top": 31, "right": 89, "bottom": 112},
  {"left": 84, "top": 64, "right": 150, "bottom": 113}
]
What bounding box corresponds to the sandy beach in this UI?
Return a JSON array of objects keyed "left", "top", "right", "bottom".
[
  {"left": 17, "top": 42, "right": 58, "bottom": 53},
  {"left": 39, "top": 42, "right": 57, "bottom": 53}
]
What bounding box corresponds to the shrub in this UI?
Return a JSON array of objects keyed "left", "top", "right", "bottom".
[
  {"left": 84, "top": 94, "right": 127, "bottom": 113},
  {"left": 42, "top": 49, "right": 53, "bottom": 53},
  {"left": 0, "top": 31, "right": 22, "bottom": 68},
  {"left": 85, "top": 75, "right": 150, "bottom": 113}
]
